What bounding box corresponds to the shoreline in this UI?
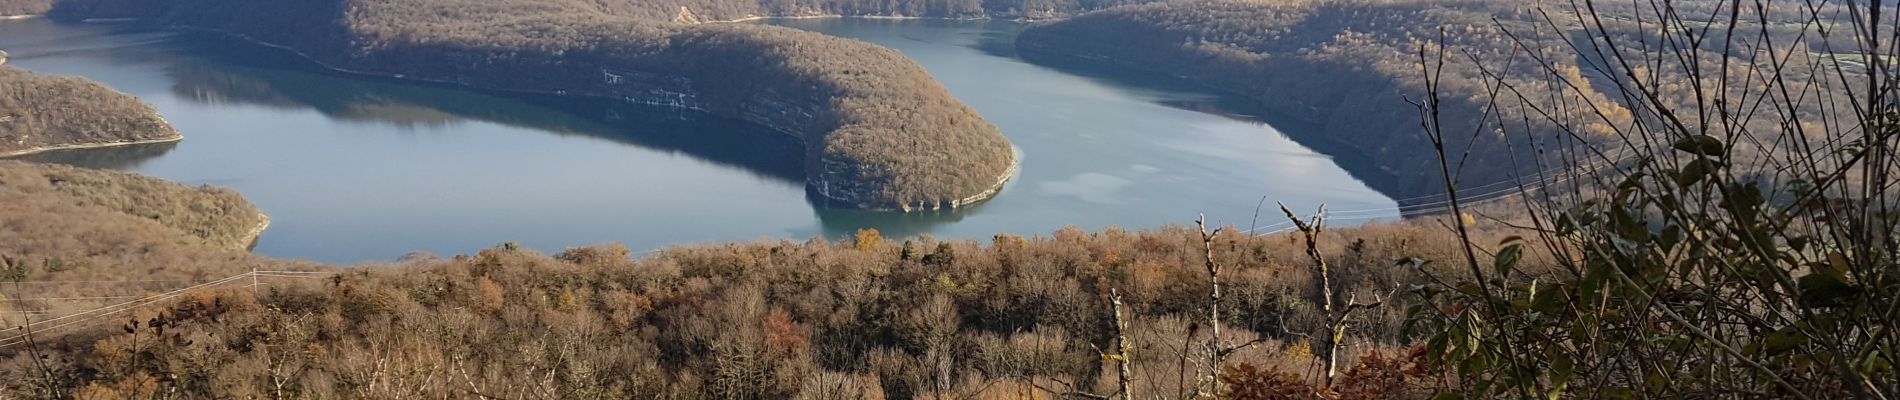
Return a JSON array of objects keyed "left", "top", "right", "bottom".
[
  {"left": 709, "top": 14, "right": 990, "bottom": 23},
  {"left": 943, "top": 146, "right": 1019, "bottom": 210},
  {"left": 239, "top": 214, "right": 271, "bottom": 251},
  {"left": 180, "top": 26, "right": 1019, "bottom": 213},
  {"left": 0, "top": 135, "right": 183, "bottom": 158},
  {"left": 704, "top": 12, "right": 1068, "bottom": 24},
  {"left": 0, "top": 14, "right": 40, "bottom": 20}
]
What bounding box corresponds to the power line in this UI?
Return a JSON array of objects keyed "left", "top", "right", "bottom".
[{"left": 0, "top": 272, "right": 264, "bottom": 349}]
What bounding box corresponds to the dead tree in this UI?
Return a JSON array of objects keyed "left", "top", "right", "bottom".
[
  {"left": 1193, "top": 215, "right": 1281, "bottom": 398},
  {"left": 1194, "top": 215, "right": 1225, "bottom": 398},
  {"left": 1279, "top": 203, "right": 1389, "bottom": 389},
  {"left": 1110, "top": 289, "right": 1135, "bottom": 400}
]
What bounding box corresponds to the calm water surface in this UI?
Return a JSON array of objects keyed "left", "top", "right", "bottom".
[{"left": 0, "top": 18, "right": 1398, "bottom": 263}]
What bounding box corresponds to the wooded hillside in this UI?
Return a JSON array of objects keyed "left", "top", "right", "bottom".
[
  {"left": 0, "top": 219, "right": 1491, "bottom": 398},
  {"left": 0, "top": 161, "right": 267, "bottom": 253},
  {"left": 0, "top": 66, "right": 181, "bottom": 157},
  {"left": 43, "top": 0, "right": 1018, "bottom": 211},
  {"left": 1017, "top": 0, "right": 1859, "bottom": 200},
  {"left": 1016, "top": 0, "right": 1601, "bottom": 199},
  {"left": 0, "top": 161, "right": 276, "bottom": 340}
]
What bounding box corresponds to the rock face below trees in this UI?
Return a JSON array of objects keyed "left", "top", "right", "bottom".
[
  {"left": 0, "top": 65, "right": 182, "bottom": 157},
  {"left": 44, "top": 0, "right": 1021, "bottom": 211}
]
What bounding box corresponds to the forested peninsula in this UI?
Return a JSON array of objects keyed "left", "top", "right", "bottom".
[
  {"left": 0, "top": 161, "right": 268, "bottom": 252},
  {"left": 0, "top": 62, "right": 182, "bottom": 157},
  {"left": 37, "top": 0, "right": 1019, "bottom": 211}
]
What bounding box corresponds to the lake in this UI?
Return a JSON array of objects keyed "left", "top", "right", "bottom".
[{"left": 0, "top": 17, "right": 1399, "bottom": 263}]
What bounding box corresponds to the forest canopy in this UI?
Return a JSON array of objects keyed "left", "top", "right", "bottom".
[
  {"left": 0, "top": 66, "right": 181, "bottom": 157},
  {"left": 0, "top": 161, "right": 267, "bottom": 254}
]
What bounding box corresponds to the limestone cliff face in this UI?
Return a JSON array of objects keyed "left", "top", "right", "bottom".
[{"left": 0, "top": 65, "right": 182, "bottom": 157}]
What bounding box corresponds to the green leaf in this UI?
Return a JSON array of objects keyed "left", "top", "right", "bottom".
[
  {"left": 1458, "top": 281, "right": 1485, "bottom": 296},
  {"left": 1606, "top": 388, "right": 1636, "bottom": 400},
  {"left": 1530, "top": 283, "right": 1565, "bottom": 313},
  {"left": 1864, "top": 353, "right": 1893, "bottom": 375},
  {"left": 1494, "top": 243, "right": 1524, "bottom": 276},
  {"left": 1823, "top": 252, "right": 1851, "bottom": 277},
  {"left": 1545, "top": 382, "right": 1569, "bottom": 400},
  {"left": 1675, "top": 157, "right": 1719, "bottom": 187},
  {"left": 1555, "top": 213, "right": 1578, "bottom": 235},
  {"left": 1673, "top": 134, "right": 1725, "bottom": 156},
  {"left": 1552, "top": 352, "right": 1576, "bottom": 377},
  {"left": 1658, "top": 224, "right": 1682, "bottom": 252},
  {"left": 1764, "top": 327, "right": 1807, "bottom": 355},
  {"left": 1798, "top": 272, "right": 1859, "bottom": 308}
]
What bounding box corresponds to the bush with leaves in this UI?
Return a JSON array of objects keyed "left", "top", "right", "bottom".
[{"left": 1404, "top": 1, "right": 1899, "bottom": 398}]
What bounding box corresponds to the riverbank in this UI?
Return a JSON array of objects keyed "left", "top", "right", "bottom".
[
  {"left": 241, "top": 214, "right": 271, "bottom": 250},
  {"left": 0, "top": 135, "right": 181, "bottom": 158},
  {"left": 174, "top": 24, "right": 1017, "bottom": 212},
  {"left": 704, "top": 13, "right": 1016, "bottom": 24},
  {"left": 0, "top": 64, "right": 181, "bottom": 160},
  {"left": 942, "top": 146, "right": 1020, "bottom": 211},
  {"left": 69, "top": 0, "right": 1018, "bottom": 211},
  {"left": 1014, "top": 1, "right": 1573, "bottom": 200}
]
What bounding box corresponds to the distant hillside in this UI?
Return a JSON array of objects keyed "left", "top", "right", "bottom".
[
  {"left": 1017, "top": 0, "right": 1852, "bottom": 200},
  {"left": 45, "top": 0, "right": 1018, "bottom": 211},
  {"left": 0, "top": 66, "right": 181, "bottom": 157},
  {"left": 0, "top": 0, "right": 50, "bottom": 16},
  {"left": 1016, "top": 0, "right": 1619, "bottom": 199},
  {"left": 0, "top": 161, "right": 287, "bottom": 344}
]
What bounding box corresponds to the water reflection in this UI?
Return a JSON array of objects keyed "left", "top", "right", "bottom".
[
  {"left": 1005, "top": 36, "right": 1409, "bottom": 197},
  {"left": 156, "top": 38, "right": 807, "bottom": 183},
  {"left": 14, "top": 141, "right": 178, "bottom": 170},
  {"left": 806, "top": 203, "right": 987, "bottom": 240}
]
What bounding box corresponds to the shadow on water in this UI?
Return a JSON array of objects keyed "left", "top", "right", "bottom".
[
  {"left": 9, "top": 141, "right": 179, "bottom": 170},
  {"left": 805, "top": 199, "right": 994, "bottom": 240},
  {"left": 1004, "top": 45, "right": 1410, "bottom": 202},
  {"left": 155, "top": 32, "right": 809, "bottom": 184},
  {"left": 970, "top": 22, "right": 1023, "bottom": 59}
]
